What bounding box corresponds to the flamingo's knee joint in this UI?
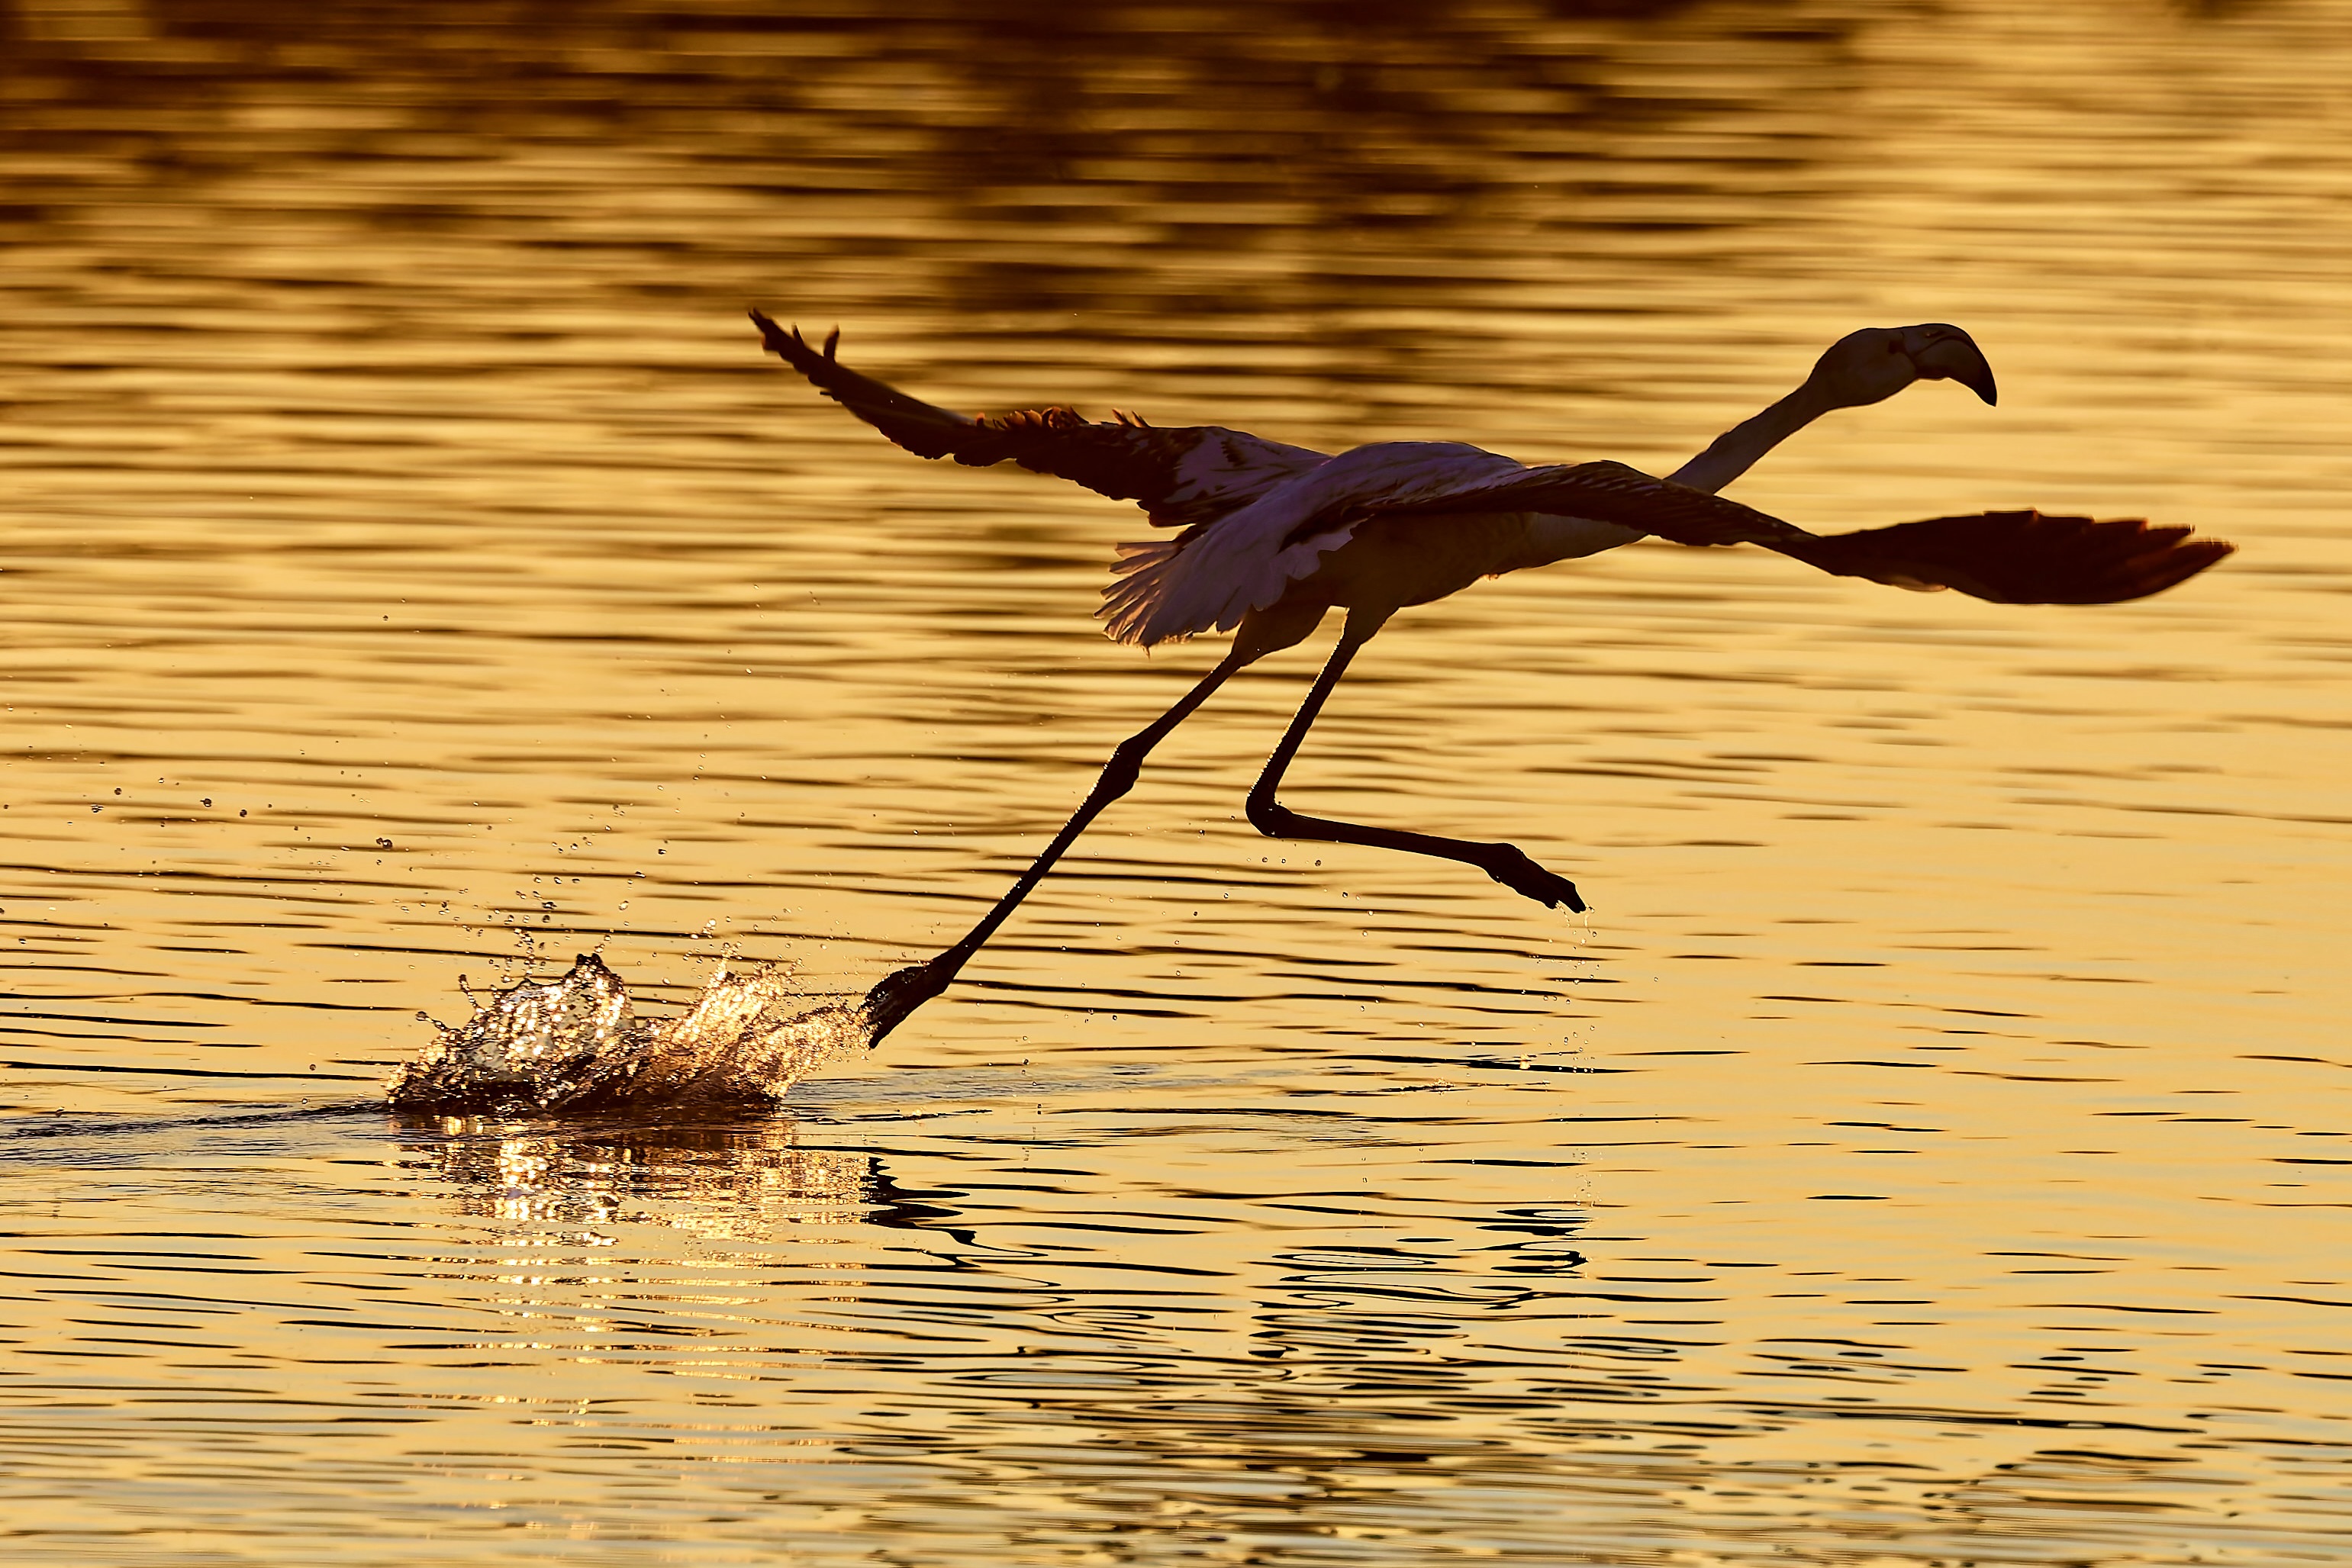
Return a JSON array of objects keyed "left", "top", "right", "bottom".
[
  {"left": 1097, "top": 742, "right": 1150, "bottom": 797},
  {"left": 1245, "top": 790, "right": 1288, "bottom": 837}
]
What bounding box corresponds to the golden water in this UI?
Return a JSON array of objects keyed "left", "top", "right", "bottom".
[{"left": 2, "top": 2, "right": 2348, "bottom": 1561}]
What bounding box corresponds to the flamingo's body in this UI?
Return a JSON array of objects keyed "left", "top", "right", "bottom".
[{"left": 748, "top": 311, "right": 2231, "bottom": 1038}]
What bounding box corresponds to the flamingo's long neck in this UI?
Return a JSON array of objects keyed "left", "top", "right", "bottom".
[{"left": 1667, "top": 379, "right": 1841, "bottom": 496}]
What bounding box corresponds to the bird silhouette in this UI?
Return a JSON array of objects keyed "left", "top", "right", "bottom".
[{"left": 749, "top": 311, "right": 2231, "bottom": 1039}]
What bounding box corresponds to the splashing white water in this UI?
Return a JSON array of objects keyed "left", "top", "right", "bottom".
[{"left": 385, "top": 951, "right": 871, "bottom": 1112}]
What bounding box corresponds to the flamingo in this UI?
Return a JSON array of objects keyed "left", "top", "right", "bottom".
[{"left": 747, "top": 311, "right": 2231, "bottom": 1040}]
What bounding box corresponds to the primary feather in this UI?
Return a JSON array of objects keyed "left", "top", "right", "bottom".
[{"left": 749, "top": 310, "right": 1326, "bottom": 529}]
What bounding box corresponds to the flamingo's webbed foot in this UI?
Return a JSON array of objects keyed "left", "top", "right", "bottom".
[
  {"left": 1482, "top": 845, "right": 1587, "bottom": 915},
  {"left": 862, "top": 957, "right": 956, "bottom": 1045}
]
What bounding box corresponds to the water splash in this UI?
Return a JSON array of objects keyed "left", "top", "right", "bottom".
[{"left": 385, "top": 951, "right": 871, "bottom": 1113}]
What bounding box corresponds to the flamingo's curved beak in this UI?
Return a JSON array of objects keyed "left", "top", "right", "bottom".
[{"left": 1903, "top": 324, "right": 1999, "bottom": 406}]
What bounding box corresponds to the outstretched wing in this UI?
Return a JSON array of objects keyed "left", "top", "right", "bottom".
[
  {"left": 749, "top": 310, "right": 1329, "bottom": 529},
  {"left": 1373, "top": 459, "right": 2234, "bottom": 606},
  {"left": 1773, "top": 510, "right": 2234, "bottom": 604}
]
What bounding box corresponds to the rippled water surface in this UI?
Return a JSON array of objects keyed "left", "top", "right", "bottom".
[{"left": 3, "top": 2, "right": 2350, "bottom": 1562}]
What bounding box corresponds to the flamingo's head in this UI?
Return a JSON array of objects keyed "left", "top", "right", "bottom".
[{"left": 1809, "top": 323, "right": 1997, "bottom": 410}]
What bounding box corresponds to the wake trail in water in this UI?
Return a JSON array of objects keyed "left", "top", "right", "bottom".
[
  {"left": 385, "top": 951, "right": 872, "bottom": 1113},
  {"left": 0, "top": 1100, "right": 385, "bottom": 1149}
]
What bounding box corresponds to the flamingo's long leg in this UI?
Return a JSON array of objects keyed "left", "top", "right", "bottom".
[
  {"left": 1244, "top": 613, "right": 1587, "bottom": 915},
  {"left": 864, "top": 649, "right": 1250, "bottom": 1041}
]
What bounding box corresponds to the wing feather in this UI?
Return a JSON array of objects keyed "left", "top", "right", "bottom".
[
  {"left": 1099, "top": 442, "right": 1530, "bottom": 646},
  {"left": 1784, "top": 511, "right": 2234, "bottom": 604},
  {"left": 749, "top": 310, "right": 1326, "bottom": 527}
]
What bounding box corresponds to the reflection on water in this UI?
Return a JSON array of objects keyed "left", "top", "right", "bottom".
[
  {"left": 3, "top": 0, "right": 2351, "bottom": 1563},
  {"left": 407, "top": 1115, "right": 884, "bottom": 1238},
  {"left": 12, "top": 1096, "right": 2347, "bottom": 1565}
]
